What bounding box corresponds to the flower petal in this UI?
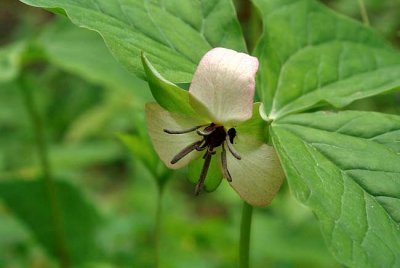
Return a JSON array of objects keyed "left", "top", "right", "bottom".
[
  {"left": 226, "top": 143, "right": 284, "bottom": 206},
  {"left": 145, "top": 103, "right": 208, "bottom": 169},
  {"left": 224, "top": 103, "right": 284, "bottom": 206},
  {"left": 189, "top": 47, "right": 259, "bottom": 126}
]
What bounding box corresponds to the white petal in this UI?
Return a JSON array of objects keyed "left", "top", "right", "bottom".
[
  {"left": 145, "top": 103, "right": 208, "bottom": 169},
  {"left": 189, "top": 47, "right": 259, "bottom": 126}
]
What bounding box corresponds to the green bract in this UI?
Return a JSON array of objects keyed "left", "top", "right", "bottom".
[{"left": 143, "top": 49, "right": 284, "bottom": 206}]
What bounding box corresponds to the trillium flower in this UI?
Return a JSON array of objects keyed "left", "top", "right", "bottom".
[{"left": 144, "top": 48, "right": 284, "bottom": 206}]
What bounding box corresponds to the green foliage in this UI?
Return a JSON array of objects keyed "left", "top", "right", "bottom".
[
  {"left": 253, "top": 0, "right": 400, "bottom": 119},
  {"left": 252, "top": 0, "right": 400, "bottom": 266},
  {"left": 272, "top": 111, "right": 400, "bottom": 267},
  {"left": 4, "top": 0, "right": 400, "bottom": 267},
  {"left": 20, "top": 0, "right": 246, "bottom": 82},
  {"left": 0, "top": 179, "right": 101, "bottom": 265},
  {"left": 38, "top": 18, "right": 151, "bottom": 99}
]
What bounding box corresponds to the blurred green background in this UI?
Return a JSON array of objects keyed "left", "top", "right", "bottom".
[{"left": 0, "top": 0, "right": 399, "bottom": 267}]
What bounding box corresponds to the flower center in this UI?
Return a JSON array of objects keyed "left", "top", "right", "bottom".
[
  {"left": 164, "top": 123, "right": 241, "bottom": 195},
  {"left": 201, "top": 124, "right": 227, "bottom": 148}
]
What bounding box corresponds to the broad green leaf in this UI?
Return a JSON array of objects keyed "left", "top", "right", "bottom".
[
  {"left": 20, "top": 0, "right": 246, "bottom": 82},
  {"left": 38, "top": 17, "right": 151, "bottom": 103},
  {"left": 141, "top": 53, "right": 197, "bottom": 116},
  {"left": 0, "top": 179, "right": 101, "bottom": 264},
  {"left": 271, "top": 111, "right": 400, "bottom": 267},
  {"left": 253, "top": 0, "right": 400, "bottom": 119}
]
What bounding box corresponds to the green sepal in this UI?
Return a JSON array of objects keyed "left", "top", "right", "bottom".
[
  {"left": 141, "top": 52, "right": 197, "bottom": 117},
  {"left": 188, "top": 153, "right": 223, "bottom": 192}
]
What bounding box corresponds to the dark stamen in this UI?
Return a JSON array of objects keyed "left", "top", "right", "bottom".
[
  {"left": 227, "top": 128, "right": 237, "bottom": 144},
  {"left": 164, "top": 125, "right": 203, "bottom": 134},
  {"left": 171, "top": 140, "right": 203, "bottom": 164},
  {"left": 221, "top": 143, "right": 232, "bottom": 182},
  {"left": 226, "top": 135, "right": 241, "bottom": 160},
  {"left": 165, "top": 123, "right": 242, "bottom": 194},
  {"left": 195, "top": 150, "right": 213, "bottom": 195}
]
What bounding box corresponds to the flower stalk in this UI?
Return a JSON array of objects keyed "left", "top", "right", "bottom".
[{"left": 239, "top": 201, "right": 253, "bottom": 268}]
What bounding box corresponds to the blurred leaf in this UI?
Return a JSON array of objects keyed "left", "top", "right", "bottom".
[
  {"left": 64, "top": 90, "right": 141, "bottom": 142},
  {"left": 0, "top": 179, "right": 102, "bottom": 265},
  {"left": 253, "top": 215, "right": 338, "bottom": 266},
  {"left": 49, "top": 142, "right": 123, "bottom": 170},
  {"left": 253, "top": 0, "right": 400, "bottom": 119},
  {"left": 328, "top": 0, "right": 400, "bottom": 43},
  {"left": 38, "top": 17, "right": 151, "bottom": 103},
  {"left": 0, "top": 42, "right": 26, "bottom": 83},
  {"left": 118, "top": 133, "right": 158, "bottom": 175},
  {"left": 271, "top": 111, "right": 400, "bottom": 267},
  {"left": 20, "top": 0, "right": 246, "bottom": 82}
]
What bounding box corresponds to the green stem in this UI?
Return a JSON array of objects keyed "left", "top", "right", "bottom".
[
  {"left": 18, "top": 75, "right": 69, "bottom": 268},
  {"left": 358, "top": 0, "right": 370, "bottom": 26},
  {"left": 152, "top": 168, "right": 171, "bottom": 267},
  {"left": 154, "top": 186, "right": 164, "bottom": 268},
  {"left": 239, "top": 201, "right": 253, "bottom": 268}
]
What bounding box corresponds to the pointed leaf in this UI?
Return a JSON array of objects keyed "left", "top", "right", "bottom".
[
  {"left": 253, "top": 0, "right": 400, "bottom": 119},
  {"left": 20, "top": 0, "right": 246, "bottom": 82},
  {"left": 271, "top": 111, "right": 400, "bottom": 267},
  {"left": 38, "top": 17, "right": 151, "bottom": 101}
]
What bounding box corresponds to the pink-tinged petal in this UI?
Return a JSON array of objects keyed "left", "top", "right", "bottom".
[
  {"left": 145, "top": 103, "right": 208, "bottom": 169},
  {"left": 189, "top": 47, "right": 259, "bottom": 126}
]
